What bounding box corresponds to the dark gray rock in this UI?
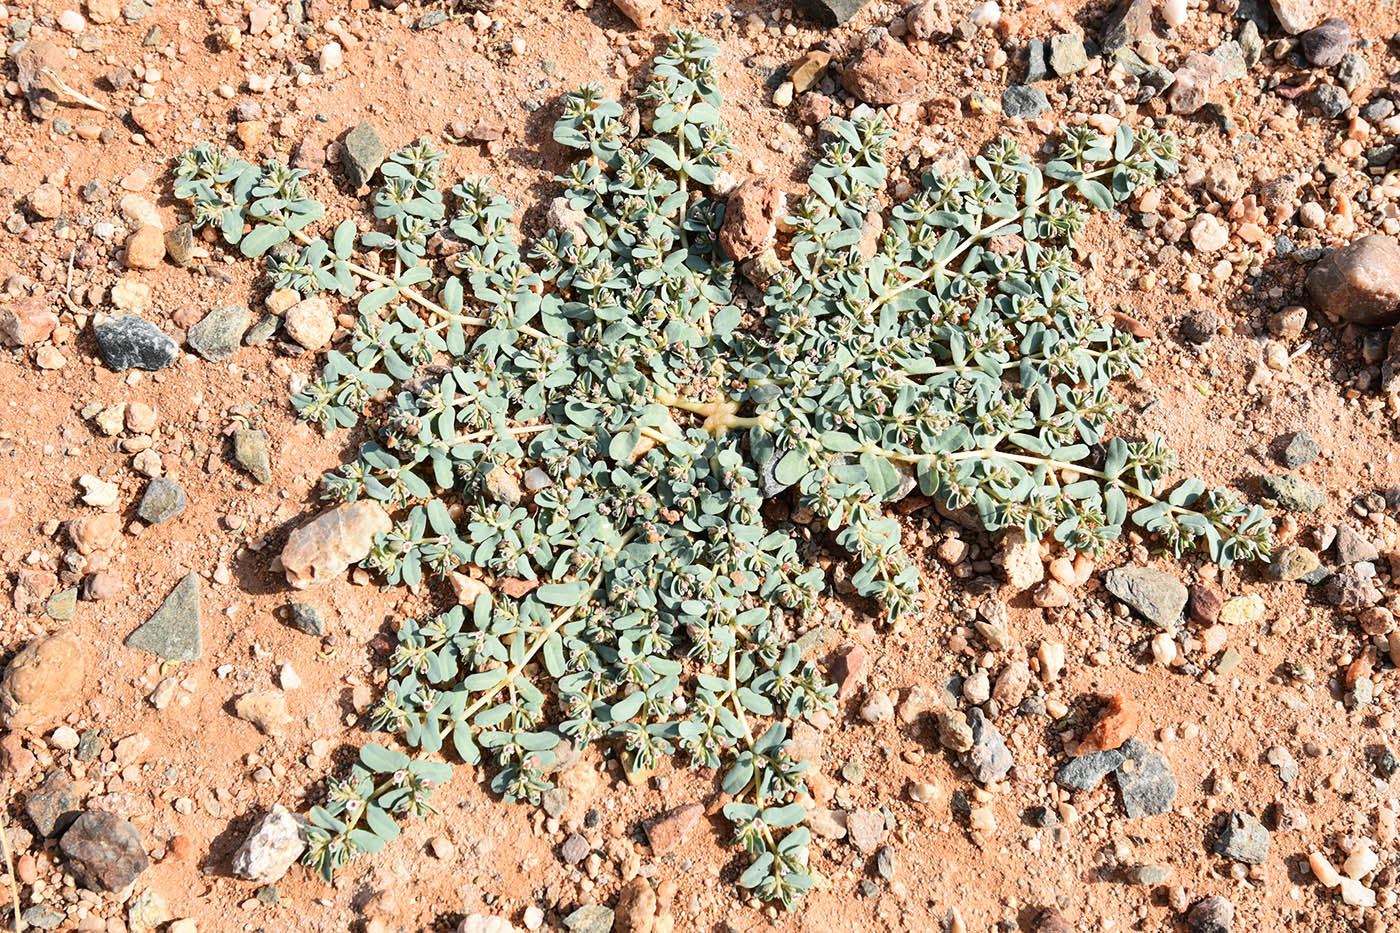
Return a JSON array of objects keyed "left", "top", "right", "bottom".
[
  {"left": 1301, "top": 17, "right": 1350, "bottom": 67},
  {"left": 796, "top": 0, "right": 867, "bottom": 25},
  {"left": 26, "top": 770, "right": 77, "bottom": 837},
  {"left": 1114, "top": 738, "right": 1177, "bottom": 818},
  {"left": 1215, "top": 810, "right": 1270, "bottom": 864},
  {"left": 342, "top": 121, "right": 386, "bottom": 188},
  {"left": 136, "top": 477, "right": 186, "bottom": 524},
  {"left": 1025, "top": 39, "right": 1048, "bottom": 82},
  {"left": 233, "top": 428, "right": 272, "bottom": 484},
  {"left": 60, "top": 810, "right": 149, "bottom": 892},
  {"left": 1049, "top": 33, "right": 1088, "bottom": 76},
  {"left": 1104, "top": 566, "right": 1188, "bottom": 629},
  {"left": 1055, "top": 748, "right": 1125, "bottom": 791},
  {"left": 1002, "top": 84, "right": 1049, "bottom": 119},
  {"left": 288, "top": 602, "right": 324, "bottom": 636},
  {"left": 21, "top": 905, "right": 65, "bottom": 930},
  {"left": 960, "top": 708, "right": 1012, "bottom": 783},
  {"left": 1100, "top": 0, "right": 1153, "bottom": 54},
  {"left": 1280, "top": 431, "right": 1319, "bottom": 468},
  {"left": 1311, "top": 83, "right": 1349, "bottom": 119},
  {"left": 1187, "top": 895, "right": 1235, "bottom": 933},
  {"left": 1260, "top": 474, "right": 1326, "bottom": 512},
  {"left": 124, "top": 572, "right": 201, "bottom": 662},
  {"left": 94, "top": 316, "right": 177, "bottom": 371},
  {"left": 186, "top": 304, "right": 250, "bottom": 362}
]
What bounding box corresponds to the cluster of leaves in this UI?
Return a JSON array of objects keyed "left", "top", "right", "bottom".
[{"left": 172, "top": 31, "right": 1270, "bottom": 907}]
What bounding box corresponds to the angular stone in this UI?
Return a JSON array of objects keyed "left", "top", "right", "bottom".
[
  {"left": 186, "top": 304, "right": 250, "bottom": 361},
  {"left": 562, "top": 905, "right": 614, "bottom": 933},
  {"left": 342, "top": 121, "right": 386, "bottom": 188},
  {"left": 125, "top": 572, "right": 201, "bottom": 662},
  {"left": 1269, "top": 546, "right": 1320, "bottom": 582},
  {"left": 94, "top": 316, "right": 178, "bottom": 371},
  {"left": 643, "top": 802, "right": 703, "bottom": 855},
  {"left": 846, "top": 807, "right": 884, "bottom": 854},
  {"left": 1100, "top": 0, "right": 1153, "bottom": 53},
  {"left": 232, "top": 805, "right": 306, "bottom": 883},
  {"left": 960, "top": 707, "right": 1012, "bottom": 783},
  {"left": 841, "top": 28, "right": 929, "bottom": 106},
  {"left": 719, "top": 178, "right": 783, "bottom": 264},
  {"left": 1269, "top": 0, "right": 1325, "bottom": 34},
  {"left": 1260, "top": 473, "right": 1326, "bottom": 512},
  {"left": 797, "top": 0, "right": 868, "bottom": 26},
  {"left": 1113, "top": 738, "right": 1177, "bottom": 818},
  {"left": 905, "top": 1, "right": 952, "bottom": 40},
  {"left": 281, "top": 500, "right": 392, "bottom": 588},
  {"left": 1104, "top": 566, "right": 1188, "bottom": 629},
  {"left": 233, "top": 429, "right": 272, "bottom": 484},
  {"left": 288, "top": 602, "right": 325, "bottom": 636},
  {"left": 1168, "top": 51, "right": 1220, "bottom": 114},
  {"left": 136, "top": 476, "right": 186, "bottom": 524},
  {"left": 1049, "top": 33, "right": 1088, "bottom": 76},
  {"left": 60, "top": 811, "right": 149, "bottom": 892},
  {"left": 1300, "top": 17, "right": 1349, "bottom": 66},
  {"left": 613, "top": 877, "right": 657, "bottom": 933},
  {"left": 1306, "top": 235, "right": 1400, "bottom": 327},
  {"left": 1056, "top": 748, "right": 1125, "bottom": 791},
  {"left": 1002, "top": 84, "right": 1049, "bottom": 119},
  {"left": 1334, "top": 524, "right": 1378, "bottom": 564},
  {"left": 1, "top": 297, "right": 58, "bottom": 346},
  {"left": 26, "top": 770, "right": 77, "bottom": 837},
  {"left": 1, "top": 630, "right": 86, "bottom": 730},
  {"left": 45, "top": 587, "right": 77, "bottom": 621},
  {"left": 164, "top": 223, "right": 195, "bottom": 266},
  {"left": 1281, "top": 431, "right": 1319, "bottom": 468},
  {"left": 1078, "top": 693, "right": 1140, "bottom": 753},
  {"left": 1215, "top": 810, "right": 1270, "bottom": 863},
  {"left": 234, "top": 691, "right": 290, "bottom": 736},
  {"left": 1025, "top": 39, "right": 1048, "bottom": 82}
]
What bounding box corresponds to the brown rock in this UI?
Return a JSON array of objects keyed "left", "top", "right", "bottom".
[
  {"left": 1189, "top": 582, "right": 1223, "bottom": 625},
  {"left": 1167, "top": 52, "right": 1220, "bottom": 115},
  {"left": 841, "top": 29, "right": 928, "bottom": 105},
  {"left": 123, "top": 226, "right": 165, "bottom": 270},
  {"left": 1032, "top": 907, "right": 1074, "bottom": 933},
  {"left": 612, "top": 0, "right": 659, "bottom": 28},
  {"left": 280, "top": 500, "right": 392, "bottom": 588},
  {"left": 129, "top": 103, "right": 167, "bottom": 137},
  {"left": 27, "top": 183, "right": 62, "bottom": 220},
  {"left": 718, "top": 178, "right": 782, "bottom": 264},
  {"left": 905, "top": 0, "right": 953, "bottom": 39},
  {"left": 168, "top": 834, "right": 195, "bottom": 861},
  {"left": 836, "top": 643, "right": 867, "bottom": 699},
  {"left": 284, "top": 296, "right": 334, "bottom": 350},
  {"left": 0, "top": 297, "right": 58, "bottom": 346},
  {"left": 498, "top": 577, "right": 539, "bottom": 599},
  {"left": 1306, "top": 235, "right": 1400, "bottom": 327},
  {"left": 291, "top": 140, "right": 326, "bottom": 172},
  {"left": 0, "top": 630, "right": 86, "bottom": 731},
  {"left": 449, "top": 572, "right": 490, "bottom": 605},
  {"left": 1077, "top": 693, "right": 1140, "bottom": 754},
  {"left": 233, "top": 691, "right": 291, "bottom": 736},
  {"left": 0, "top": 732, "right": 37, "bottom": 780},
  {"left": 644, "top": 803, "right": 703, "bottom": 855},
  {"left": 13, "top": 568, "right": 57, "bottom": 613},
  {"left": 999, "top": 530, "right": 1043, "bottom": 590},
  {"left": 614, "top": 877, "right": 658, "bottom": 933},
  {"left": 69, "top": 512, "right": 122, "bottom": 555},
  {"left": 14, "top": 41, "right": 64, "bottom": 120},
  {"left": 788, "top": 50, "right": 831, "bottom": 94}
]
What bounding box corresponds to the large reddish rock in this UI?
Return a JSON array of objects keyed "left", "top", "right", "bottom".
[
  {"left": 280, "top": 500, "right": 392, "bottom": 588},
  {"left": 841, "top": 29, "right": 928, "bottom": 105},
  {"left": 0, "top": 297, "right": 58, "bottom": 346},
  {"left": 718, "top": 179, "right": 783, "bottom": 264},
  {"left": 0, "top": 630, "right": 86, "bottom": 731},
  {"left": 643, "top": 802, "right": 703, "bottom": 855},
  {"left": 1306, "top": 235, "right": 1400, "bottom": 327}
]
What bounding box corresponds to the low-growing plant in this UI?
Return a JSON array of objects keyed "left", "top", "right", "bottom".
[{"left": 171, "top": 31, "right": 1270, "bottom": 906}]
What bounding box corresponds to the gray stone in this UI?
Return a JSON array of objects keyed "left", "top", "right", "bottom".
[
  {"left": 1215, "top": 810, "right": 1269, "bottom": 864},
  {"left": 1266, "top": 745, "right": 1299, "bottom": 784},
  {"left": 1128, "top": 864, "right": 1172, "bottom": 885},
  {"left": 45, "top": 587, "right": 77, "bottom": 621},
  {"left": 1180, "top": 309, "right": 1220, "bottom": 344},
  {"left": 797, "top": 0, "right": 867, "bottom": 25},
  {"left": 1238, "top": 21, "right": 1263, "bottom": 67},
  {"left": 288, "top": 602, "right": 324, "bottom": 636},
  {"left": 1049, "top": 33, "right": 1088, "bottom": 76},
  {"left": 244, "top": 312, "right": 280, "bottom": 346},
  {"left": 562, "top": 904, "right": 614, "bottom": 933},
  {"left": 1114, "top": 738, "right": 1177, "bottom": 818},
  {"left": 1300, "top": 17, "right": 1350, "bottom": 67},
  {"left": 26, "top": 770, "right": 77, "bottom": 837},
  {"left": 136, "top": 477, "right": 186, "bottom": 524},
  {"left": 1187, "top": 895, "right": 1234, "bottom": 933},
  {"left": 186, "top": 304, "right": 250, "bottom": 362},
  {"left": 342, "top": 121, "right": 386, "bottom": 188},
  {"left": 232, "top": 805, "right": 306, "bottom": 883},
  {"left": 1104, "top": 566, "right": 1187, "bottom": 629},
  {"left": 124, "top": 572, "right": 201, "bottom": 662},
  {"left": 1312, "top": 84, "right": 1349, "bottom": 119},
  {"left": 21, "top": 906, "right": 65, "bottom": 930},
  {"left": 233, "top": 429, "right": 272, "bottom": 484},
  {"left": 560, "top": 832, "right": 589, "bottom": 865},
  {"left": 1260, "top": 473, "right": 1326, "bottom": 512},
  {"left": 1211, "top": 40, "right": 1247, "bottom": 83},
  {"left": 1281, "top": 431, "right": 1320, "bottom": 468},
  {"left": 60, "top": 811, "right": 149, "bottom": 891},
  {"left": 960, "top": 708, "right": 1012, "bottom": 783},
  {"left": 1055, "top": 748, "right": 1125, "bottom": 791},
  {"left": 1362, "top": 98, "right": 1394, "bottom": 122},
  {"left": 1337, "top": 52, "right": 1370, "bottom": 93},
  {"left": 1025, "top": 39, "right": 1048, "bottom": 82},
  {"left": 95, "top": 316, "right": 178, "bottom": 371},
  {"left": 1100, "top": 0, "right": 1153, "bottom": 53},
  {"left": 1002, "top": 84, "right": 1049, "bottom": 119},
  {"left": 164, "top": 223, "right": 195, "bottom": 266}
]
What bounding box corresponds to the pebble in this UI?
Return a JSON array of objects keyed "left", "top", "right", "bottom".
[
  {"left": 342, "top": 121, "right": 386, "bottom": 187},
  {"left": 1260, "top": 474, "right": 1326, "bottom": 512},
  {"left": 1281, "top": 431, "right": 1320, "bottom": 468},
  {"left": 1215, "top": 810, "right": 1270, "bottom": 864},
  {"left": 233, "top": 428, "right": 272, "bottom": 484},
  {"left": 1306, "top": 235, "right": 1400, "bottom": 327},
  {"left": 1269, "top": 0, "right": 1325, "bottom": 34},
  {"left": 289, "top": 602, "right": 325, "bottom": 636},
  {"left": 233, "top": 691, "right": 290, "bottom": 736},
  {"left": 60, "top": 810, "right": 149, "bottom": 891},
  {"left": 281, "top": 500, "right": 392, "bottom": 588},
  {"left": 960, "top": 708, "right": 1012, "bottom": 783},
  {"left": 1114, "top": 739, "right": 1177, "bottom": 818},
  {"left": 95, "top": 316, "right": 178, "bottom": 371},
  {"left": 187, "top": 304, "right": 251, "bottom": 362},
  {"left": 1104, "top": 566, "right": 1187, "bottom": 629},
  {"left": 846, "top": 807, "right": 885, "bottom": 854},
  {"left": 1002, "top": 84, "right": 1049, "bottom": 120},
  {"left": 123, "top": 226, "right": 165, "bottom": 269},
  {"left": 859, "top": 690, "right": 894, "bottom": 724},
  {"left": 1300, "top": 17, "right": 1350, "bottom": 67},
  {"left": 232, "top": 805, "right": 306, "bottom": 883},
  {"left": 137, "top": 476, "right": 186, "bottom": 524},
  {"left": 1186, "top": 895, "right": 1234, "bottom": 933},
  {"left": 562, "top": 904, "right": 614, "bottom": 933},
  {"left": 1055, "top": 748, "right": 1125, "bottom": 791},
  {"left": 0, "top": 630, "right": 86, "bottom": 730},
  {"left": 26, "top": 769, "right": 76, "bottom": 837},
  {"left": 1190, "top": 213, "right": 1229, "bottom": 252},
  {"left": 643, "top": 802, "right": 702, "bottom": 855},
  {"left": 284, "top": 296, "right": 334, "bottom": 350},
  {"left": 840, "top": 29, "right": 928, "bottom": 106},
  {"left": 124, "top": 572, "right": 202, "bottom": 662},
  {"left": 1048, "top": 33, "right": 1087, "bottom": 76}
]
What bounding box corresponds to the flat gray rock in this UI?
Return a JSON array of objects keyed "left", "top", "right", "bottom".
[
  {"left": 187, "top": 304, "right": 250, "bottom": 362},
  {"left": 1104, "top": 566, "right": 1188, "bottom": 629},
  {"left": 1215, "top": 809, "right": 1270, "bottom": 864},
  {"left": 1055, "top": 748, "right": 1125, "bottom": 791},
  {"left": 342, "top": 121, "right": 386, "bottom": 188},
  {"left": 125, "top": 572, "right": 201, "bottom": 661},
  {"left": 1114, "top": 738, "right": 1177, "bottom": 818},
  {"left": 136, "top": 476, "right": 186, "bottom": 524},
  {"left": 960, "top": 708, "right": 1012, "bottom": 784}
]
